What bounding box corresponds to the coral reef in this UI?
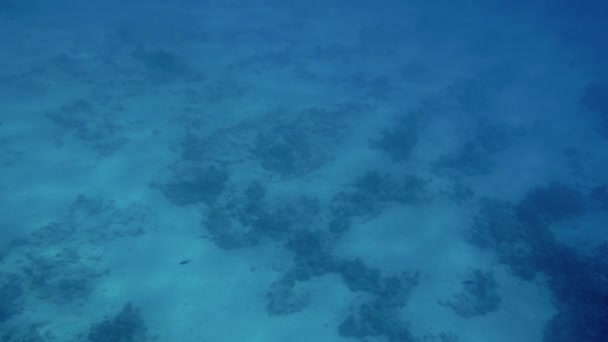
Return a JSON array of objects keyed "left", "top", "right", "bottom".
[
  {"left": 467, "top": 194, "right": 608, "bottom": 341},
  {"left": 155, "top": 166, "right": 229, "bottom": 207},
  {"left": 466, "top": 199, "right": 556, "bottom": 280},
  {"left": 339, "top": 299, "right": 415, "bottom": 342},
  {"left": 330, "top": 171, "right": 430, "bottom": 223},
  {"left": 46, "top": 100, "right": 129, "bottom": 157},
  {"left": 336, "top": 258, "right": 382, "bottom": 293},
  {"left": 516, "top": 182, "right": 585, "bottom": 227},
  {"left": 252, "top": 124, "right": 318, "bottom": 176},
  {"left": 581, "top": 82, "right": 608, "bottom": 137},
  {"left": 432, "top": 122, "right": 512, "bottom": 178},
  {"left": 370, "top": 114, "right": 420, "bottom": 162},
  {"left": 132, "top": 46, "right": 192, "bottom": 82},
  {"left": 265, "top": 277, "right": 311, "bottom": 316},
  {"left": 87, "top": 303, "right": 148, "bottom": 342},
  {"left": 439, "top": 269, "right": 501, "bottom": 318},
  {"left": 286, "top": 230, "right": 334, "bottom": 281},
  {"left": 0, "top": 273, "right": 22, "bottom": 322}
]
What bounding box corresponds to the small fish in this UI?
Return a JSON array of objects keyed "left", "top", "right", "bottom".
[{"left": 179, "top": 259, "right": 191, "bottom": 265}]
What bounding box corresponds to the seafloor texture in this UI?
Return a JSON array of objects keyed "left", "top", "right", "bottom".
[{"left": 1, "top": 1, "right": 607, "bottom": 341}]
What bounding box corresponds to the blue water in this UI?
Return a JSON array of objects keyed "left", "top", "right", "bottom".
[{"left": 1, "top": 1, "right": 607, "bottom": 341}]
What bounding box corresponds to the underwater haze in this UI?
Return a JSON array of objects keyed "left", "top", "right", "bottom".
[{"left": 1, "top": 0, "right": 608, "bottom": 341}]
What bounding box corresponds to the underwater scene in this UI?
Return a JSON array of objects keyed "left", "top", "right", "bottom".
[{"left": 1, "top": 0, "right": 607, "bottom": 341}]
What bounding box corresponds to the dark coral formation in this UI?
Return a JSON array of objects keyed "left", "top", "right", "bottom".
[
  {"left": 202, "top": 179, "right": 321, "bottom": 250},
  {"left": 441, "top": 181, "right": 474, "bottom": 205},
  {"left": 370, "top": 115, "right": 421, "bottom": 162},
  {"left": 276, "top": 227, "right": 420, "bottom": 341},
  {"left": 155, "top": 165, "right": 229, "bottom": 207},
  {"left": 439, "top": 269, "right": 501, "bottom": 318},
  {"left": 467, "top": 199, "right": 556, "bottom": 280},
  {"left": 0, "top": 273, "right": 22, "bottom": 323},
  {"left": 339, "top": 300, "right": 416, "bottom": 342},
  {"left": 286, "top": 230, "right": 334, "bottom": 281},
  {"left": 132, "top": 46, "right": 192, "bottom": 82},
  {"left": 370, "top": 114, "right": 420, "bottom": 162},
  {"left": 181, "top": 168, "right": 427, "bottom": 340},
  {"left": 46, "top": 100, "right": 129, "bottom": 157},
  {"left": 581, "top": 83, "right": 608, "bottom": 115},
  {"left": 433, "top": 122, "right": 512, "bottom": 178},
  {"left": 330, "top": 171, "right": 430, "bottom": 223},
  {"left": 265, "top": 277, "right": 311, "bottom": 316},
  {"left": 590, "top": 184, "right": 608, "bottom": 209},
  {"left": 467, "top": 187, "right": 608, "bottom": 341},
  {"left": 87, "top": 303, "right": 148, "bottom": 342},
  {"left": 32, "top": 194, "right": 149, "bottom": 244},
  {"left": 581, "top": 82, "right": 608, "bottom": 137},
  {"left": 515, "top": 182, "right": 585, "bottom": 227},
  {"left": 337, "top": 258, "right": 382, "bottom": 293},
  {"left": 339, "top": 271, "right": 419, "bottom": 342},
  {"left": 0, "top": 194, "right": 149, "bottom": 336},
  {"left": 252, "top": 125, "right": 318, "bottom": 176}
]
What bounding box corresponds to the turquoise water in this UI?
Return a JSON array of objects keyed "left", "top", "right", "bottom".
[{"left": 1, "top": 1, "right": 607, "bottom": 341}]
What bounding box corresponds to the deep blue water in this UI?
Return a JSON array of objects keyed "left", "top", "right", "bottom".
[{"left": 1, "top": 1, "right": 607, "bottom": 341}]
